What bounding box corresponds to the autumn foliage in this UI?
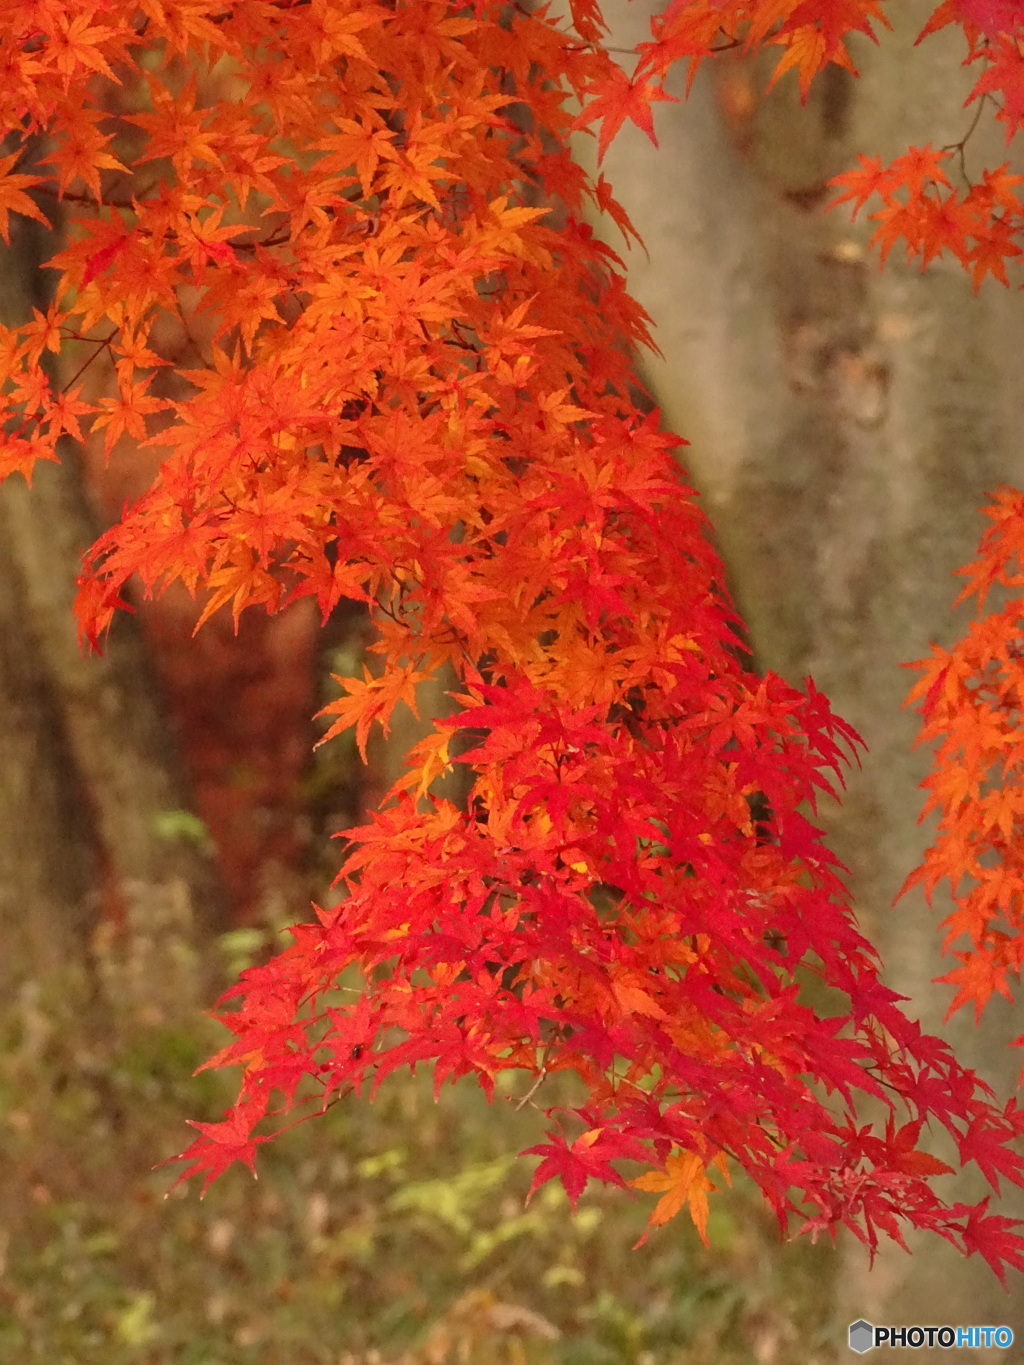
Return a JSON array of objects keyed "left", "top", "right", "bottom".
[{"left": 4, "top": 0, "right": 1024, "bottom": 1281}]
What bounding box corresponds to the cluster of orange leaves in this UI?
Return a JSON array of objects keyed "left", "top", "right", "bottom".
[
  {"left": 902, "top": 488, "right": 1024, "bottom": 1024},
  {"left": 2, "top": 0, "right": 1024, "bottom": 1278}
]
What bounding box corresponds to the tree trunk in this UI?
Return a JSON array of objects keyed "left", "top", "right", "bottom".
[
  {"left": 0, "top": 181, "right": 229, "bottom": 1021},
  {"left": 582, "top": 1, "right": 1024, "bottom": 1354}
]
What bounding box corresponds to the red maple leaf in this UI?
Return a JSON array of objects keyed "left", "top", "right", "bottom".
[
  {"left": 162, "top": 1100, "right": 270, "bottom": 1197},
  {"left": 572, "top": 63, "right": 680, "bottom": 162},
  {"left": 523, "top": 1125, "right": 645, "bottom": 1210}
]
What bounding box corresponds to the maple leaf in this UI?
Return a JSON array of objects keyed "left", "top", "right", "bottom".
[
  {"left": 593, "top": 172, "right": 646, "bottom": 250},
  {"left": 829, "top": 152, "right": 895, "bottom": 217},
  {"left": 937, "top": 948, "right": 1016, "bottom": 1022},
  {"left": 164, "top": 1101, "right": 271, "bottom": 1198},
  {"left": 0, "top": 151, "right": 49, "bottom": 245},
  {"left": 523, "top": 1126, "right": 640, "bottom": 1210},
  {"left": 316, "top": 663, "right": 431, "bottom": 762},
  {"left": 194, "top": 551, "right": 284, "bottom": 633},
  {"left": 769, "top": 27, "right": 833, "bottom": 99},
  {"left": 958, "top": 1198, "right": 1024, "bottom": 1287},
  {"left": 887, "top": 1120, "right": 956, "bottom": 1177},
  {"left": 573, "top": 63, "right": 680, "bottom": 163},
  {"left": 45, "top": 104, "right": 128, "bottom": 200},
  {"left": 956, "top": 0, "right": 1024, "bottom": 41},
  {"left": 969, "top": 34, "right": 1024, "bottom": 139},
  {"left": 783, "top": 0, "right": 892, "bottom": 59},
  {"left": 91, "top": 376, "right": 168, "bottom": 455},
  {"left": 885, "top": 145, "right": 953, "bottom": 199},
  {"left": 630, "top": 1150, "right": 730, "bottom": 1247},
  {"left": 968, "top": 218, "right": 1023, "bottom": 288},
  {"left": 917, "top": 1, "right": 963, "bottom": 43},
  {"left": 50, "top": 13, "right": 121, "bottom": 82},
  {"left": 957, "top": 1109, "right": 1024, "bottom": 1190}
]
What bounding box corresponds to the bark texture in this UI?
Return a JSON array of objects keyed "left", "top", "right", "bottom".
[
  {"left": 0, "top": 186, "right": 229, "bottom": 1019},
  {"left": 583, "top": 1, "right": 1024, "bottom": 1354}
]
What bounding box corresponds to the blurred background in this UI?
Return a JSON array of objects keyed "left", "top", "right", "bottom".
[{"left": 2, "top": 1, "right": 1024, "bottom": 1360}]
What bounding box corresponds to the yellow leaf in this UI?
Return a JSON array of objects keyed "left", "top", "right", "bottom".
[{"left": 630, "top": 1151, "right": 728, "bottom": 1245}]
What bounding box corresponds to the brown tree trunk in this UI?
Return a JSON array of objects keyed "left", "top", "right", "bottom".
[
  {"left": 582, "top": 1, "right": 1024, "bottom": 1354},
  {"left": 0, "top": 182, "right": 229, "bottom": 1020},
  {"left": 0, "top": 525, "right": 96, "bottom": 992}
]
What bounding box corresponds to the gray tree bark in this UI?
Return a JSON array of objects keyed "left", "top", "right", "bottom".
[{"left": 580, "top": 1, "right": 1024, "bottom": 1356}]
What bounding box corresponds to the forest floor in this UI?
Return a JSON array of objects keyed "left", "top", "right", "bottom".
[{"left": 0, "top": 890, "right": 839, "bottom": 1365}]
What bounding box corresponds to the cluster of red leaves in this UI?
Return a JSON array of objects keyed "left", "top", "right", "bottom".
[{"left": 2, "top": 1, "right": 1024, "bottom": 1277}]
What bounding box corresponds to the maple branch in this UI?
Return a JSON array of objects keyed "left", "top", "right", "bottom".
[
  {"left": 61, "top": 328, "right": 121, "bottom": 396},
  {"left": 515, "top": 1066, "right": 549, "bottom": 1110},
  {"left": 943, "top": 93, "right": 996, "bottom": 187},
  {"left": 229, "top": 226, "right": 295, "bottom": 253},
  {"left": 33, "top": 186, "right": 136, "bottom": 210},
  {"left": 4, "top": 0, "right": 1023, "bottom": 1276},
  {"left": 171, "top": 288, "right": 214, "bottom": 370}
]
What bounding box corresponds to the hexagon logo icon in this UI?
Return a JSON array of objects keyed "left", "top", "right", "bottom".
[{"left": 849, "top": 1320, "right": 875, "bottom": 1354}]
